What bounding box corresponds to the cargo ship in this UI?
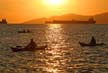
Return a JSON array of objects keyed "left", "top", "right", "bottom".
[
  {"left": 46, "top": 18, "right": 96, "bottom": 24},
  {"left": 0, "top": 19, "right": 7, "bottom": 24}
]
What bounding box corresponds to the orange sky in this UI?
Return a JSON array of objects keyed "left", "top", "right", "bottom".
[{"left": 0, "top": 0, "right": 108, "bottom": 23}]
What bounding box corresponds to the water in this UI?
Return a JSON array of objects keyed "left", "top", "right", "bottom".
[{"left": 0, "top": 24, "right": 108, "bottom": 73}]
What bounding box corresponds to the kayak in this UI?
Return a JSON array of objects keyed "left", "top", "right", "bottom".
[
  {"left": 10, "top": 45, "right": 47, "bottom": 52},
  {"left": 79, "top": 42, "right": 105, "bottom": 47}
]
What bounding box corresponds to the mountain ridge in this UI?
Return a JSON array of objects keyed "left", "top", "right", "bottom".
[{"left": 24, "top": 12, "right": 108, "bottom": 24}]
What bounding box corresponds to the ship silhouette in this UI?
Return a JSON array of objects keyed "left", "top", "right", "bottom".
[
  {"left": 46, "top": 18, "right": 96, "bottom": 24},
  {"left": 0, "top": 19, "right": 7, "bottom": 24}
]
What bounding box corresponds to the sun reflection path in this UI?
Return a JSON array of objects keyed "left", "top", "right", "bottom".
[
  {"left": 46, "top": 24, "right": 66, "bottom": 48},
  {"left": 45, "top": 24, "right": 68, "bottom": 73}
]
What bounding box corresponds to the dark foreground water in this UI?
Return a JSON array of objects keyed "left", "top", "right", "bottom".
[{"left": 0, "top": 24, "right": 108, "bottom": 73}]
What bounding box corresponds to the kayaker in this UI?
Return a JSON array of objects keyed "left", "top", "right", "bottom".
[
  {"left": 89, "top": 36, "right": 96, "bottom": 45},
  {"left": 25, "top": 39, "right": 37, "bottom": 49}
]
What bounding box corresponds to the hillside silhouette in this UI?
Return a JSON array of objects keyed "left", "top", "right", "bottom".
[
  {"left": 24, "top": 12, "right": 108, "bottom": 24},
  {"left": 94, "top": 13, "right": 108, "bottom": 24}
]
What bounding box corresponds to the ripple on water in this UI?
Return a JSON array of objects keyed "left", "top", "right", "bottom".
[{"left": 0, "top": 24, "right": 108, "bottom": 73}]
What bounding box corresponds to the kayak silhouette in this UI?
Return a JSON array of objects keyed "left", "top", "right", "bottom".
[
  {"left": 10, "top": 39, "right": 47, "bottom": 52},
  {"left": 79, "top": 36, "right": 105, "bottom": 47}
]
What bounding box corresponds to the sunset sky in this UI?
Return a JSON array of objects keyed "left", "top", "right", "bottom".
[{"left": 0, "top": 0, "right": 108, "bottom": 23}]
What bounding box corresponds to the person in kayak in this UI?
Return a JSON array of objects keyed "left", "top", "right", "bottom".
[
  {"left": 25, "top": 39, "right": 37, "bottom": 50},
  {"left": 89, "top": 36, "right": 96, "bottom": 45}
]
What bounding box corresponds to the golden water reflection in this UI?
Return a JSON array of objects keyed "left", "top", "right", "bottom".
[
  {"left": 45, "top": 24, "right": 67, "bottom": 73},
  {"left": 46, "top": 24, "right": 66, "bottom": 48}
]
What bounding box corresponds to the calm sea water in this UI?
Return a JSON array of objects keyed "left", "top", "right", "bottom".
[{"left": 0, "top": 24, "right": 108, "bottom": 73}]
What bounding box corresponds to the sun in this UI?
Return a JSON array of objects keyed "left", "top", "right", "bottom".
[
  {"left": 47, "top": 0, "right": 63, "bottom": 5},
  {"left": 43, "top": 0, "right": 65, "bottom": 6}
]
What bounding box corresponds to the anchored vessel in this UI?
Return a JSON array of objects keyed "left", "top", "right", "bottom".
[
  {"left": 0, "top": 19, "right": 7, "bottom": 24},
  {"left": 46, "top": 18, "right": 96, "bottom": 24}
]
